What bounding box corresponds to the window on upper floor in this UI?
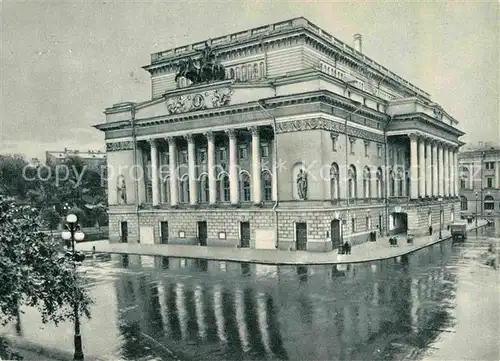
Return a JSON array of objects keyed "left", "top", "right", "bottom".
[
  {"left": 198, "top": 149, "right": 207, "bottom": 164},
  {"left": 484, "top": 195, "right": 495, "bottom": 210},
  {"left": 218, "top": 148, "right": 227, "bottom": 162},
  {"left": 486, "top": 177, "right": 494, "bottom": 188},
  {"left": 351, "top": 218, "right": 356, "bottom": 233},
  {"left": 179, "top": 150, "right": 188, "bottom": 164},
  {"left": 238, "top": 145, "right": 248, "bottom": 160},
  {"left": 261, "top": 143, "right": 269, "bottom": 158},
  {"left": 485, "top": 162, "right": 495, "bottom": 170},
  {"left": 460, "top": 196, "right": 467, "bottom": 210},
  {"left": 331, "top": 133, "right": 338, "bottom": 152}
]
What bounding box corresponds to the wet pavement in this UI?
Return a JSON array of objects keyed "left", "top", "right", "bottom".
[{"left": 2, "top": 222, "right": 499, "bottom": 361}]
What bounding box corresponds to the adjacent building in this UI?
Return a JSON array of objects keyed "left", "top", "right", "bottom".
[
  {"left": 458, "top": 142, "right": 500, "bottom": 220},
  {"left": 45, "top": 148, "right": 107, "bottom": 170},
  {"left": 96, "top": 17, "right": 464, "bottom": 251}
]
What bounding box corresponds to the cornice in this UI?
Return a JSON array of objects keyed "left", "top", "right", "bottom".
[
  {"left": 94, "top": 89, "right": 388, "bottom": 133},
  {"left": 392, "top": 112, "right": 464, "bottom": 137}
]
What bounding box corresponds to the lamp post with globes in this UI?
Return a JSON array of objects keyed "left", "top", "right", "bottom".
[
  {"left": 438, "top": 197, "right": 443, "bottom": 239},
  {"left": 61, "top": 214, "right": 85, "bottom": 361},
  {"left": 475, "top": 191, "right": 479, "bottom": 236}
]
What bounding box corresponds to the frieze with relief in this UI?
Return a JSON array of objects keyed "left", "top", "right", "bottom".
[
  {"left": 106, "top": 141, "right": 134, "bottom": 152},
  {"left": 276, "top": 118, "right": 384, "bottom": 143},
  {"left": 165, "top": 88, "right": 234, "bottom": 115}
]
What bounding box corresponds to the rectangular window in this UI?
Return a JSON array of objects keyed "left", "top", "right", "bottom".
[
  {"left": 365, "top": 216, "right": 371, "bottom": 229},
  {"left": 198, "top": 149, "right": 207, "bottom": 164},
  {"left": 238, "top": 146, "right": 248, "bottom": 160},
  {"left": 178, "top": 150, "right": 188, "bottom": 164},
  {"left": 351, "top": 218, "right": 356, "bottom": 233},
  {"left": 261, "top": 144, "right": 269, "bottom": 158},
  {"left": 460, "top": 179, "right": 466, "bottom": 189},
  {"left": 487, "top": 177, "right": 493, "bottom": 188},
  {"left": 218, "top": 148, "right": 227, "bottom": 162},
  {"left": 331, "top": 134, "right": 338, "bottom": 152},
  {"left": 485, "top": 202, "right": 494, "bottom": 210}
]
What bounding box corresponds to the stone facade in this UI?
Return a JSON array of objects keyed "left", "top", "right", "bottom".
[{"left": 97, "top": 17, "right": 465, "bottom": 252}]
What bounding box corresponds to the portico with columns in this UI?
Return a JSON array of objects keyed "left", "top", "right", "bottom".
[{"left": 97, "top": 17, "right": 465, "bottom": 251}]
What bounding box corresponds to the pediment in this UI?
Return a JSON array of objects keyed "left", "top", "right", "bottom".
[{"left": 134, "top": 80, "right": 274, "bottom": 120}]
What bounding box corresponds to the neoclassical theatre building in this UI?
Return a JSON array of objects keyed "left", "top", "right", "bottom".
[{"left": 96, "top": 17, "right": 464, "bottom": 251}]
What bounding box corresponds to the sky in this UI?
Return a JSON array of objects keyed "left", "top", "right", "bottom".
[{"left": 1, "top": 1, "right": 498, "bottom": 160}]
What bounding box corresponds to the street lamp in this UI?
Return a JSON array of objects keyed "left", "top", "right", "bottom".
[
  {"left": 61, "top": 214, "right": 85, "bottom": 361},
  {"left": 438, "top": 197, "right": 443, "bottom": 239},
  {"left": 475, "top": 191, "right": 479, "bottom": 235}
]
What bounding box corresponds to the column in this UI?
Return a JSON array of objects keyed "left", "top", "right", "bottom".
[
  {"left": 159, "top": 150, "right": 166, "bottom": 203},
  {"left": 401, "top": 150, "right": 407, "bottom": 196},
  {"left": 149, "top": 139, "right": 160, "bottom": 206},
  {"left": 205, "top": 131, "right": 217, "bottom": 205},
  {"left": 443, "top": 144, "right": 449, "bottom": 197},
  {"left": 409, "top": 133, "right": 418, "bottom": 199},
  {"left": 226, "top": 129, "right": 239, "bottom": 205},
  {"left": 185, "top": 134, "right": 198, "bottom": 205},
  {"left": 135, "top": 144, "right": 146, "bottom": 203},
  {"left": 425, "top": 139, "right": 432, "bottom": 197},
  {"left": 249, "top": 126, "right": 262, "bottom": 205},
  {"left": 167, "top": 137, "right": 178, "bottom": 207},
  {"left": 432, "top": 140, "right": 438, "bottom": 197},
  {"left": 393, "top": 146, "right": 399, "bottom": 196},
  {"left": 418, "top": 136, "right": 425, "bottom": 197},
  {"left": 497, "top": 160, "right": 500, "bottom": 188},
  {"left": 438, "top": 143, "right": 444, "bottom": 196},
  {"left": 450, "top": 147, "right": 456, "bottom": 197},
  {"left": 271, "top": 138, "right": 278, "bottom": 201},
  {"left": 469, "top": 163, "right": 473, "bottom": 189}
]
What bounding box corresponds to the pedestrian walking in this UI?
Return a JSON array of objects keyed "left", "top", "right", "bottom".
[{"left": 429, "top": 225, "right": 433, "bottom": 235}]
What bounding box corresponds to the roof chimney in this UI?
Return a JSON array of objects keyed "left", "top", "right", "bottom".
[{"left": 353, "top": 33, "right": 362, "bottom": 53}]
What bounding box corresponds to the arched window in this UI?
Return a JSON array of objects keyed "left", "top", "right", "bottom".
[
  {"left": 330, "top": 163, "right": 340, "bottom": 202},
  {"left": 460, "top": 196, "right": 467, "bottom": 211},
  {"left": 198, "top": 174, "right": 209, "bottom": 203},
  {"left": 348, "top": 165, "right": 357, "bottom": 199},
  {"left": 262, "top": 171, "right": 272, "bottom": 201},
  {"left": 239, "top": 172, "right": 251, "bottom": 202},
  {"left": 163, "top": 177, "right": 170, "bottom": 204},
  {"left": 459, "top": 166, "right": 469, "bottom": 189},
  {"left": 223, "top": 174, "right": 230, "bottom": 202},
  {"left": 484, "top": 195, "right": 495, "bottom": 210},
  {"left": 179, "top": 175, "right": 189, "bottom": 203},
  {"left": 376, "top": 167, "right": 383, "bottom": 198},
  {"left": 363, "top": 166, "right": 371, "bottom": 198}
]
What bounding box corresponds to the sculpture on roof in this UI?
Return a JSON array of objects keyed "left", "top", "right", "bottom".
[{"left": 175, "top": 42, "right": 226, "bottom": 85}]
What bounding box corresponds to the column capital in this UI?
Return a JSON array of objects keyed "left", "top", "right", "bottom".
[
  {"left": 408, "top": 132, "right": 419, "bottom": 141},
  {"left": 348, "top": 136, "right": 357, "bottom": 143},
  {"left": 225, "top": 128, "right": 237, "bottom": 139},
  {"left": 183, "top": 133, "right": 195, "bottom": 144},
  {"left": 204, "top": 131, "right": 214, "bottom": 142},
  {"left": 248, "top": 126, "right": 260, "bottom": 137},
  {"left": 148, "top": 139, "right": 158, "bottom": 148},
  {"left": 165, "top": 136, "right": 176, "bottom": 146}
]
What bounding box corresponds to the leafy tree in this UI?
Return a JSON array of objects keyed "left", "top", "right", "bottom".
[
  {"left": 0, "top": 154, "right": 29, "bottom": 199},
  {"left": 40, "top": 207, "right": 62, "bottom": 235},
  {"left": 0, "top": 196, "right": 92, "bottom": 328},
  {"left": 83, "top": 194, "right": 107, "bottom": 235}
]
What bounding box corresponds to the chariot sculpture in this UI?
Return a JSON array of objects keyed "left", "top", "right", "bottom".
[{"left": 175, "top": 42, "right": 226, "bottom": 84}]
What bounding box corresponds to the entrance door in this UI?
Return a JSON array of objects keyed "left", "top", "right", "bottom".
[
  {"left": 120, "top": 222, "right": 128, "bottom": 243},
  {"left": 295, "top": 222, "right": 307, "bottom": 251},
  {"left": 160, "top": 221, "right": 169, "bottom": 244},
  {"left": 331, "top": 220, "right": 341, "bottom": 249},
  {"left": 198, "top": 221, "right": 207, "bottom": 246},
  {"left": 240, "top": 222, "right": 250, "bottom": 248}
]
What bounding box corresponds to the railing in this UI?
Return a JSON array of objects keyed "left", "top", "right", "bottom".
[{"left": 148, "top": 17, "right": 430, "bottom": 98}]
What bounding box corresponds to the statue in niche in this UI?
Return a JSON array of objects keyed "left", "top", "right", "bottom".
[
  {"left": 296, "top": 169, "right": 308, "bottom": 200},
  {"left": 117, "top": 175, "right": 127, "bottom": 204}
]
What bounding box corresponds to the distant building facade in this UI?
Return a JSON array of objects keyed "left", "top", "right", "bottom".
[
  {"left": 458, "top": 142, "right": 500, "bottom": 219},
  {"left": 96, "top": 18, "right": 464, "bottom": 251},
  {"left": 45, "top": 148, "right": 106, "bottom": 170}
]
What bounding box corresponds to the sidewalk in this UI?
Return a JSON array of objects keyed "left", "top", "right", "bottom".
[{"left": 80, "top": 221, "right": 488, "bottom": 266}]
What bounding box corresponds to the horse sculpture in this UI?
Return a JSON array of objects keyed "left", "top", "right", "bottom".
[{"left": 175, "top": 43, "right": 226, "bottom": 85}]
